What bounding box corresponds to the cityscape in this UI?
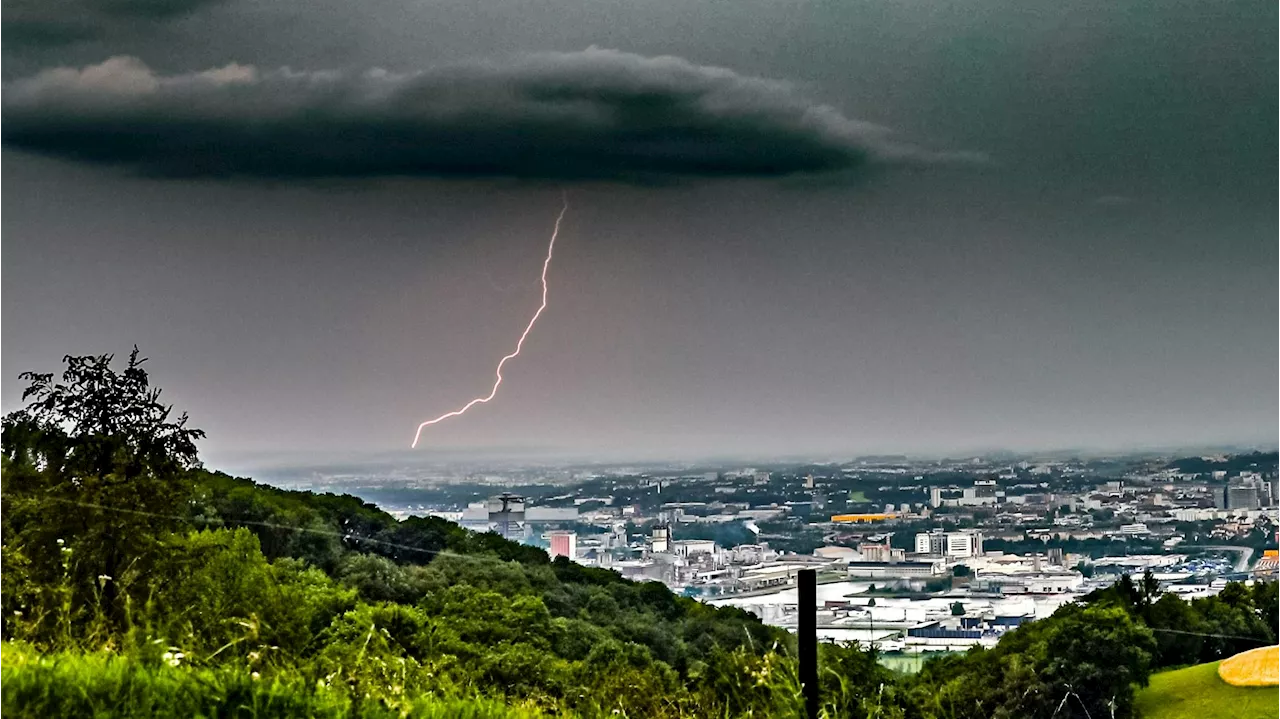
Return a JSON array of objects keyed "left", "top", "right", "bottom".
[
  {"left": 3, "top": 0, "right": 1274, "bottom": 714},
  {"left": 262, "top": 449, "right": 1278, "bottom": 658}
]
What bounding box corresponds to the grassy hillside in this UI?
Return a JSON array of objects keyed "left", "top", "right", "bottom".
[
  {"left": 0, "top": 642, "right": 552, "bottom": 719},
  {"left": 1134, "top": 661, "right": 1278, "bottom": 719}
]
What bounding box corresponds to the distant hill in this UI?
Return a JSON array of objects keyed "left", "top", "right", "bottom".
[
  {"left": 1166, "top": 451, "right": 1278, "bottom": 477},
  {"left": 1134, "top": 661, "right": 1278, "bottom": 719}
]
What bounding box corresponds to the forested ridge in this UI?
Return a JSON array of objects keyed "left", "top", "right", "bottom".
[{"left": 1, "top": 351, "right": 1275, "bottom": 718}]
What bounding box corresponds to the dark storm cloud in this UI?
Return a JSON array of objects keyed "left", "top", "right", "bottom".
[
  {"left": 1, "top": 50, "right": 982, "bottom": 181},
  {"left": 3, "top": 0, "right": 227, "bottom": 47}
]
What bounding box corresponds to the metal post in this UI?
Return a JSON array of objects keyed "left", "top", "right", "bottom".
[{"left": 798, "top": 568, "right": 819, "bottom": 719}]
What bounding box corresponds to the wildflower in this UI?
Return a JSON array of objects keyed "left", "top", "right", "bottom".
[
  {"left": 162, "top": 650, "right": 185, "bottom": 667},
  {"left": 97, "top": 575, "right": 112, "bottom": 582},
  {"left": 56, "top": 539, "right": 64, "bottom": 546},
  {"left": 251, "top": 672, "right": 261, "bottom": 680}
]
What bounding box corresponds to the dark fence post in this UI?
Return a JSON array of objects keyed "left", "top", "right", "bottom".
[{"left": 798, "top": 568, "right": 819, "bottom": 719}]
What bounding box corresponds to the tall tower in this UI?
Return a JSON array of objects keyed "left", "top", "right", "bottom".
[{"left": 487, "top": 492, "right": 526, "bottom": 540}]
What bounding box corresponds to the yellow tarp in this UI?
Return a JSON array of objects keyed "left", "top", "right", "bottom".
[{"left": 1217, "top": 645, "right": 1279, "bottom": 687}]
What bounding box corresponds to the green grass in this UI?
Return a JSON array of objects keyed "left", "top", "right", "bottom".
[
  {"left": 1, "top": 643, "right": 554, "bottom": 719},
  {"left": 1134, "top": 661, "right": 1279, "bottom": 719}
]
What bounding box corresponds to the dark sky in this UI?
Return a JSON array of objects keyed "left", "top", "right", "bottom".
[{"left": 3, "top": 0, "right": 1276, "bottom": 467}]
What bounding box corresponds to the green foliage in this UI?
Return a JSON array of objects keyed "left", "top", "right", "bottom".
[
  {"left": 147, "top": 528, "right": 358, "bottom": 661},
  {"left": 334, "top": 553, "right": 438, "bottom": 604},
  {"left": 2, "top": 350, "right": 206, "bottom": 635},
  {"left": 907, "top": 604, "right": 1157, "bottom": 719},
  {"left": 1084, "top": 572, "right": 1278, "bottom": 667}
]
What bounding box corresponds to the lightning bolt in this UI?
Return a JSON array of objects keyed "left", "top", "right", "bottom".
[{"left": 411, "top": 195, "right": 569, "bottom": 448}]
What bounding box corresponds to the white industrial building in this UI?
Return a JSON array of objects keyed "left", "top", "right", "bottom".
[{"left": 914, "top": 530, "right": 984, "bottom": 558}]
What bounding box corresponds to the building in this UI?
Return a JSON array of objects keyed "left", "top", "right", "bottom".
[
  {"left": 946, "top": 531, "right": 983, "bottom": 558},
  {"left": 610, "top": 523, "right": 628, "bottom": 549},
  {"left": 812, "top": 491, "right": 829, "bottom": 510},
  {"left": 847, "top": 560, "right": 945, "bottom": 578},
  {"left": 486, "top": 493, "right": 525, "bottom": 540},
  {"left": 1213, "top": 486, "right": 1228, "bottom": 509},
  {"left": 915, "top": 531, "right": 945, "bottom": 555},
  {"left": 975, "top": 572, "right": 1083, "bottom": 595},
  {"left": 958, "top": 485, "right": 998, "bottom": 507},
  {"left": 740, "top": 564, "right": 803, "bottom": 590},
  {"left": 831, "top": 513, "right": 893, "bottom": 523},
  {"left": 649, "top": 525, "right": 670, "bottom": 554},
  {"left": 672, "top": 539, "right": 717, "bottom": 558},
  {"left": 459, "top": 503, "right": 489, "bottom": 529},
  {"left": 1227, "top": 484, "right": 1261, "bottom": 511},
  {"left": 929, "top": 487, "right": 943, "bottom": 508},
  {"left": 859, "top": 542, "right": 905, "bottom": 563},
  {"left": 1253, "top": 550, "right": 1279, "bottom": 580},
  {"left": 915, "top": 530, "right": 983, "bottom": 558},
  {"left": 526, "top": 506, "right": 579, "bottom": 523},
  {"left": 814, "top": 546, "right": 860, "bottom": 563},
  {"left": 547, "top": 531, "right": 577, "bottom": 560},
  {"left": 730, "top": 544, "right": 774, "bottom": 564}
]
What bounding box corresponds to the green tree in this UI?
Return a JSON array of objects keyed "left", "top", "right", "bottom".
[
  {"left": 1139, "top": 569, "right": 1161, "bottom": 606},
  {"left": 2, "top": 349, "right": 205, "bottom": 630},
  {"left": 908, "top": 603, "right": 1156, "bottom": 719},
  {"left": 1145, "top": 593, "right": 1206, "bottom": 666},
  {"left": 1040, "top": 604, "right": 1156, "bottom": 718},
  {"left": 150, "top": 528, "right": 357, "bottom": 658}
]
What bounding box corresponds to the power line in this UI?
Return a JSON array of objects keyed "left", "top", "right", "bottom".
[
  {"left": 3, "top": 493, "right": 525, "bottom": 569},
  {"left": 1146, "top": 627, "right": 1274, "bottom": 643}
]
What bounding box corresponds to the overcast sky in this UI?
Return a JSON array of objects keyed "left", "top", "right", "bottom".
[{"left": 3, "top": 0, "right": 1276, "bottom": 468}]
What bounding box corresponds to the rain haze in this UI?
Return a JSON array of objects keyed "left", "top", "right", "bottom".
[{"left": 3, "top": 0, "right": 1276, "bottom": 471}]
